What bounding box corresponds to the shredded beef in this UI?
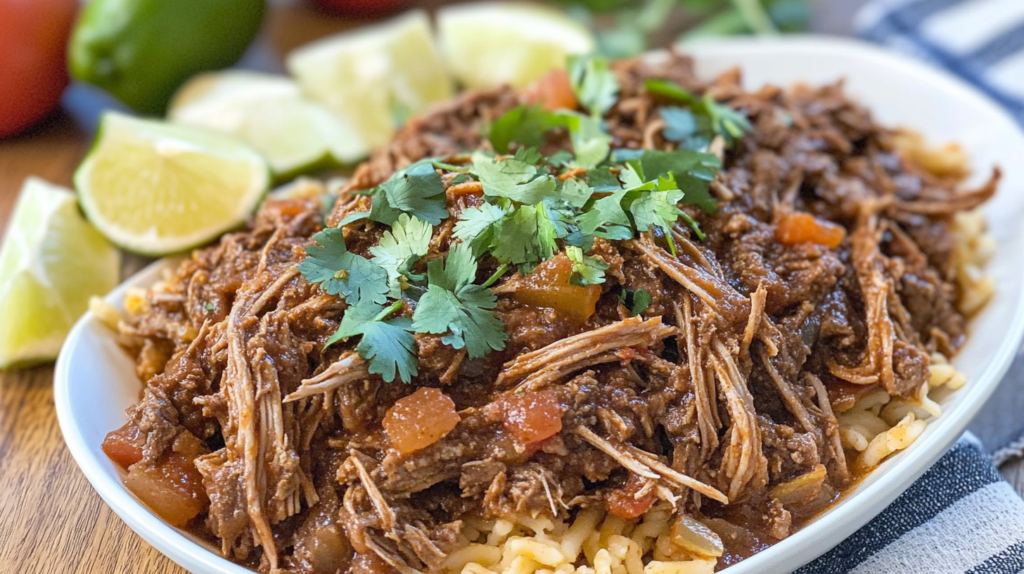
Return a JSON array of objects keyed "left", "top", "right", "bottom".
[{"left": 105, "top": 50, "right": 994, "bottom": 573}]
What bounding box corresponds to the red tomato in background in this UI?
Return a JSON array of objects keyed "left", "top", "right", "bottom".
[
  {"left": 304, "top": 0, "right": 411, "bottom": 18},
  {"left": 0, "top": 0, "right": 77, "bottom": 138}
]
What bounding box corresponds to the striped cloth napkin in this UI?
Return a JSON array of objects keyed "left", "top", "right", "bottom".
[{"left": 796, "top": 1, "right": 1024, "bottom": 572}]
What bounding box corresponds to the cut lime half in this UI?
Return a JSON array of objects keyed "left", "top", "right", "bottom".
[
  {"left": 0, "top": 178, "right": 120, "bottom": 369},
  {"left": 436, "top": 2, "right": 596, "bottom": 89},
  {"left": 169, "top": 71, "right": 366, "bottom": 177},
  {"left": 286, "top": 9, "right": 454, "bottom": 152},
  {"left": 75, "top": 112, "right": 270, "bottom": 256}
]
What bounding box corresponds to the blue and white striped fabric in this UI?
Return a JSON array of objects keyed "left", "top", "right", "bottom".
[
  {"left": 856, "top": 0, "right": 1024, "bottom": 126},
  {"left": 797, "top": 437, "right": 1024, "bottom": 573},
  {"left": 789, "top": 2, "right": 1024, "bottom": 571}
]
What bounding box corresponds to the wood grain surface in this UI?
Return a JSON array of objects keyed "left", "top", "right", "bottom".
[{"left": 0, "top": 2, "right": 870, "bottom": 574}]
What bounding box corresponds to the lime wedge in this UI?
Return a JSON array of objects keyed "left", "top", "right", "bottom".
[
  {"left": 286, "top": 9, "right": 454, "bottom": 152},
  {"left": 437, "top": 2, "right": 596, "bottom": 89},
  {"left": 169, "top": 71, "right": 366, "bottom": 177},
  {"left": 75, "top": 112, "right": 270, "bottom": 255},
  {"left": 0, "top": 178, "right": 120, "bottom": 369}
]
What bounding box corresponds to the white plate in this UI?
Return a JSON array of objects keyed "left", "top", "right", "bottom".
[{"left": 56, "top": 36, "right": 1024, "bottom": 574}]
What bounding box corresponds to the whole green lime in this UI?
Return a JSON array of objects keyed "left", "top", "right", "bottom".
[{"left": 68, "top": 0, "right": 265, "bottom": 114}]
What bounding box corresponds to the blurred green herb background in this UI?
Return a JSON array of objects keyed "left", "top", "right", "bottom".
[{"left": 556, "top": 0, "right": 811, "bottom": 57}]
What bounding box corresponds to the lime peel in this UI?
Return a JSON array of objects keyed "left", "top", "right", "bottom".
[
  {"left": 0, "top": 178, "right": 121, "bottom": 368},
  {"left": 75, "top": 112, "right": 270, "bottom": 256}
]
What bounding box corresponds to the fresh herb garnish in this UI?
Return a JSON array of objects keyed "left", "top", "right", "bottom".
[
  {"left": 567, "top": 245, "right": 610, "bottom": 286},
  {"left": 472, "top": 151, "right": 559, "bottom": 205},
  {"left": 376, "top": 160, "right": 449, "bottom": 225},
  {"left": 567, "top": 54, "right": 621, "bottom": 117},
  {"left": 645, "top": 79, "right": 753, "bottom": 145},
  {"left": 490, "top": 203, "right": 559, "bottom": 271},
  {"left": 619, "top": 288, "right": 653, "bottom": 316},
  {"left": 368, "top": 214, "right": 432, "bottom": 298},
  {"left": 412, "top": 242, "right": 507, "bottom": 359},
  {"left": 298, "top": 227, "right": 390, "bottom": 306},
  {"left": 300, "top": 54, "right": 747, "bottom": 384},
  {"left": 326, "top": 299, "right": 418, "bottom": 383}
]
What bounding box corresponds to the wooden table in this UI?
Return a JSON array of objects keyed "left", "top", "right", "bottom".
[
  {"left": 0, "top": 4, "right": 375, "bottom": 573},
  {"left": 0, "top": 2, "right": 891, "bottom": 573}
]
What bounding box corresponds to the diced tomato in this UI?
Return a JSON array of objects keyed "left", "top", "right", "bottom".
[
  {"left": 775, "top": 212, "right": 846, "bottom": 249},
  {"left": 123, "top": 451, "right": 207, "bottom": 527},
  {"left": 524, "top": 69, "right": 578, "bottom": 112},
  {"left": 606, "top": 473, "right": 655, "bottom": 520},
  {"left": 510, "top": 254, "right": 601, "bottom": 323},
  {"left": 103, "top": 423, "right": 144, "bottom": 470},
  {"left": 501, "top": 390, "right": 564, "bottom": 445},
  {"left": 383, "top": 387, "right": 461, "bottom": 455}
]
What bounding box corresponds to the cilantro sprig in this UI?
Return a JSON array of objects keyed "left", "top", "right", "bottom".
[
  {"left": 619, "top": 288, "right": 653, "bottom": 317},
  {"left": 297, "top": 227, "right": 390, "bottom": 306},
  {"left": 412, "top": 243, "right": 507, "bottom": 359},
  {"left": 327, "top": 299, "right": 418, "bottom": 383},
  {"left": 645, "top": 79, "right": 753, "bottom": 146},
  {"left": 298, "top": 55, "right": 748, "bottom": 385},
  {"left": 567, "top": 246, "right": 610, "bottom": 286}
]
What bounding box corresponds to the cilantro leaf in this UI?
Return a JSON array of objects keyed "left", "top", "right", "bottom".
[
  {"left": 298, "top": 227, "right": 389, "bottom": 306},
  {"left": 619, "top": 163, "right": 650, "bottom": 190},
  {"left": 324, "top": 299, "right": 418, "bottom": 384},
  {"left": 568, "top": 54, "right": 620, "bottom": 117},
  {"left": 486, "top": 106, "right": 611, "bottom": 169},
  {"left": 359, "top": 318, "right": 418, "bottom": 383},
  {"left": 561, "top": 178, "right": 594, "bottom": 208},
  {"left": 412, "top": 243, "right": 507, "bottom": 358},
  {"left": 566, "top": 246, "right": 610, "bottom": 286},
  {"left": 369, "top": 189, "right": 402, "bottom": 226},
  {"left": 621, "top": 149, "right": 720, "bottom": 213},
  {"left": 490, "top": 204, "right": 558, "bottom": 267},
  {"left": 488, "top": 105, "right": 568, "bottom": 154},
  {"left": 369, "top": 214, "right": 433, "bottom": 297},
  {"left": 513, "top": 146, "right": 544, "bottom": 165},
  {"left": 380, "top": 160, "right": 449, "bottom": 225},
  {"left": 557, "top": 111, "right": 611, "bottom": 168},
  {"left": 629, "top": 188, "right": 685, "bottom": 234},
  {"left": 472, "top": 152, "right": 559, "bottom": 205},
  {"left": 645, "top": 79, "right": 752, "bottom": 145},
  {"left": 631, "top": 289, "right": 652, "bottom": 316},
  {"left": 453, "top": 202, "right": 509, "bottom": 251},
  {"left": 336, "top": 210, "right": 370, "bottom": 228},
  {"left": 577, "top": 189, "right": 633, "bottom": 241},
  {"left": 660, "top": 106, "right": 712, "bottom": 150},
  {"left": 619, "top": 288, "right": 653, "bottom": 317},
  {"left": 587, "top": 166, "right": 622, "bottom": 192}
]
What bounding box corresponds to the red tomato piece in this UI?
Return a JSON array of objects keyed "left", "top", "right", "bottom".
[
  {"left": 0, "top": 0, "right": 77, "bottom": 138},
  {"left": 510, "top": 254, "right": 601, "bottom": 323},
  {"left": 502, "top": 390, "right": 564, "bottom": 445},
  {"left": 123, "top": 452, "right": 207, "bottom": 527},
  {"left": 525, "top": 69, "right": 578, "bottom": 112},
  {"left": 775, "top": 212, "right": 846, "bottom": 249},
  {"left": 383, "top": 387, "right": 461, "bottom": 455},
  {"left": 606, "top": 473, "right": 655, "bottom": 520},
  {"left": 102, "top": 423, "right": 144, "bottom": 470}
]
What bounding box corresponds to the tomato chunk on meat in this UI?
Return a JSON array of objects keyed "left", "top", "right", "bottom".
[
  {"left": 501, "top": 390, "right": 564, "bottom": 445},
  {"left": 510, "top": 254, "right": 601, "bottom": 323},
  {"left": 102, "top": 423, "right": 144, "bottom": 470},
  {"left": 123, "top": 451, "right": 207, "bottom": 527},
  {"left": 383, "top": 387, "right": 461, "bottom": 455},
  {"left": 775, "top": 212, "right": 846, "bottom": 249},
  {"left": 605, "top": 473, "right": 655, "bottom": 520},
  {"left": 524, "top": 69, "right": 578, "bottom": 111}
]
